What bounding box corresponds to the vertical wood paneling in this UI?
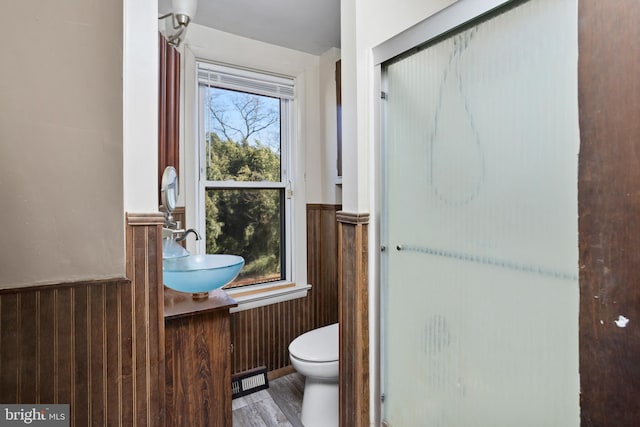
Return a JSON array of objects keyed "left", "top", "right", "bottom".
[
  {"left": 105, "top": 283, "right": 121, "bottom": 426},
  {"left": 147, "top": 223, "right": 164, "bottom": 427},
  {"left": 126, "top": 214, "right": 166, "bottom": 427},
  {"left": 339, "top": 223, "right": 355, "bottom": 427},
  {"left": 18, "top": 294, "right": 37, "bottom": 403},
  {"left": 119, "top": 273, "right": 134, "bottom": 426},
  {"left": 578, "top": 1, "right": 640, "bottom": 426},
  {"left": 133, "top": 225, "right": 149, "bottom": 425},
  {"left": 229, "top": 204, "right": 340, "bottom": 375},
  {"left": 55, "top": 288, "right": 73, "bottom": 406},
  {"left": 0, "top": 294, "right": 18, "bottom": 402},
  {"left": 0, "top": 213, "right": 165, "bottom": 427},
  {"left": 90, "top": 285, "right": 106, "bottom": 426},
  {"left": 337, "top": 212, "right": 369, "bottom": 427},
  {"left": 73, "top": 285, "right": 89, "bottom": 425},
  {"left": 38, "top": 289, "right": 55, "bottom": 404},
  {"left": 165, "top": 309, "right": 233, "bottom": 427}
]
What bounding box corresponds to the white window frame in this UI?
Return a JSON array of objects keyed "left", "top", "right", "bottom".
[{"left": 192, "top": 61, "right": 309, "bottom": 306}]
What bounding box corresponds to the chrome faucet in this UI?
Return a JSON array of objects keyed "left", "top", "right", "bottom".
[
  {"left": 161, "top": 224, "right": 199, "bottom": 259},
  {"left": 162, "top": 218, "right": 181, "bottom": 240},
  {"left": 176, "top": 228, "right": 202, "bottom": 242}
]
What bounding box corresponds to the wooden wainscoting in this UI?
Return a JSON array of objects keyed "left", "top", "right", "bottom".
[
  {"left": 230, "top": 204, "right": 340, "bottom": 374},
  {"left": 0, "top": 213, "right": 165, "bottom": 427},
  {"left": 337, "top": 211, "right": 369, "bottom": 427},
  {"left": 578, "top": 1, "right": 640, "bottom": 425}
]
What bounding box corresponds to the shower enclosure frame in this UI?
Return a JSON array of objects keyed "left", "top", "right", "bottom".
[{"left": 370, "top": 0, "right": 544, "bottom": 424}]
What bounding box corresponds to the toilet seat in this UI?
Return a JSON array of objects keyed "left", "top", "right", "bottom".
[{"left": 289, "top": 323, "right": 338, "bottom": 363}]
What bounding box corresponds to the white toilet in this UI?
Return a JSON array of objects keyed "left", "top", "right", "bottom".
[{"left": 288, "top": 323, "right": 339, "bottom": 427}]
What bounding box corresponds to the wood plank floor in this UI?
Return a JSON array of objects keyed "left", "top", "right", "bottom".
[{"left": 233, "top": 372, "right": 305, "bottom": 427}]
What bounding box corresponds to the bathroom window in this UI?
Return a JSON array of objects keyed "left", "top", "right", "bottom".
[{"left": 196, "top": 62, "right": 294, "bottom": 288}]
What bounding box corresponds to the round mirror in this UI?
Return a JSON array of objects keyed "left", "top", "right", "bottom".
[{"left": 161, "top": 166, "right": 178, "bottom": 213}]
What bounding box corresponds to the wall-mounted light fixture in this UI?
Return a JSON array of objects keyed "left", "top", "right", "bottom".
[{"left": 159, "top": 0, "right": 198, "bottom": 47}]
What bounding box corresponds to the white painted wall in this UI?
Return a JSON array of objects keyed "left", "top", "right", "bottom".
[
  {"left": 123, "top": 0, "right": 159, "bottom": 213},
  {"left": 0, "top": 0, "right": 158, "bottom": 289},
  {"left": 310, "top": 47, "right": 342, "bottom": 205},
  {"left": 0, "top": 0, "right": 128, "bottom": 288},
  {"left": 339, "top": 0, "right": 360, "bottom": 213}
]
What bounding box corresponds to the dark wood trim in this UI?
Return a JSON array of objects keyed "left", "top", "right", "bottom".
[
  {"left": 0, "top": 277, "right": 130, "bottom": 295},
  {"left": 338, "top": 219, "right": 369, "bottom": 427},
  {"left": 307, "top": 203, "right": 342, "bottom": 211},
  {"left": 126, "top": 212, "right": 165, "bottom": 226},
  {"left": 578, "top": 1, "right": 640, "bottom": 425},
  {"left": 336, "top": 59, "right": 343, "bottom": 177},
  {"left": 158, "top": 33, "right": 181, "bottom": 201},
  {"left": 267, "top": 365, "right": 296, "bottom": 381},
  {"left": 159, "top": 32, "right": 167, "bottom": 188},
  {"left": 337, "top": 211, "right": 370, "bottom": 225}
]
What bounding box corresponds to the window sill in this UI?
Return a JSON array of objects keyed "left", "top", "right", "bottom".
[{"left": 225, "top": 282, "right": 311, "bottom": 313}]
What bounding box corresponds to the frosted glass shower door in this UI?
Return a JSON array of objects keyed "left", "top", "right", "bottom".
[{"left": 380, "top": 0, "right": 580, "bottom": 426}]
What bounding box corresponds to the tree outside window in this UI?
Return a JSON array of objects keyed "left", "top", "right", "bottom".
[{"left": 201, "top": 84, "right": 288, "bottom": 287}]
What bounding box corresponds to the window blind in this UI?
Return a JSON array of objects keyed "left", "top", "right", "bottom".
[{"left": 197, "top": 62, "right": 295, "bottom": 100}]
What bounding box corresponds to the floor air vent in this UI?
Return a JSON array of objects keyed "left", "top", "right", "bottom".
[{"left": 232, "top": 366, "right": 269, "bottom": 399}]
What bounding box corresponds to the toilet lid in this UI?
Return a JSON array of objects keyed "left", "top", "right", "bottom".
[{"left": 289, "top": 323, "right": 338, "bottom": 362}]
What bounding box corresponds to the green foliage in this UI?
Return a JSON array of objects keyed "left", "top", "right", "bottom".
[
  {"left": 206, "top": 133, "right": 280, "bottom": 182},
  {"left": 205, "top": 132, "right": 282, "bottom": 284}
]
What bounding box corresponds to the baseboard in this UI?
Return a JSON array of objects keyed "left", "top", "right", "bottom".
[{"left": 267, "top": 365, "right": 296, "bottom": 381}]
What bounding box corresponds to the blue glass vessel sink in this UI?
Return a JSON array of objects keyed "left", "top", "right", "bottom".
[{"left": 162, "top": 254, "right": 245, "bottom": 294}]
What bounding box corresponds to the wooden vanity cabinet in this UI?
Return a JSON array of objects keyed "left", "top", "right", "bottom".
[{"left": 164, "top": 289, "right": 237, "bottom": 426}]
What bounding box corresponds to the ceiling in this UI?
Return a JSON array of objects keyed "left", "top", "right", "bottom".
[{"left": 158, "top": 0, "right": 341, "bottom": 55}]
